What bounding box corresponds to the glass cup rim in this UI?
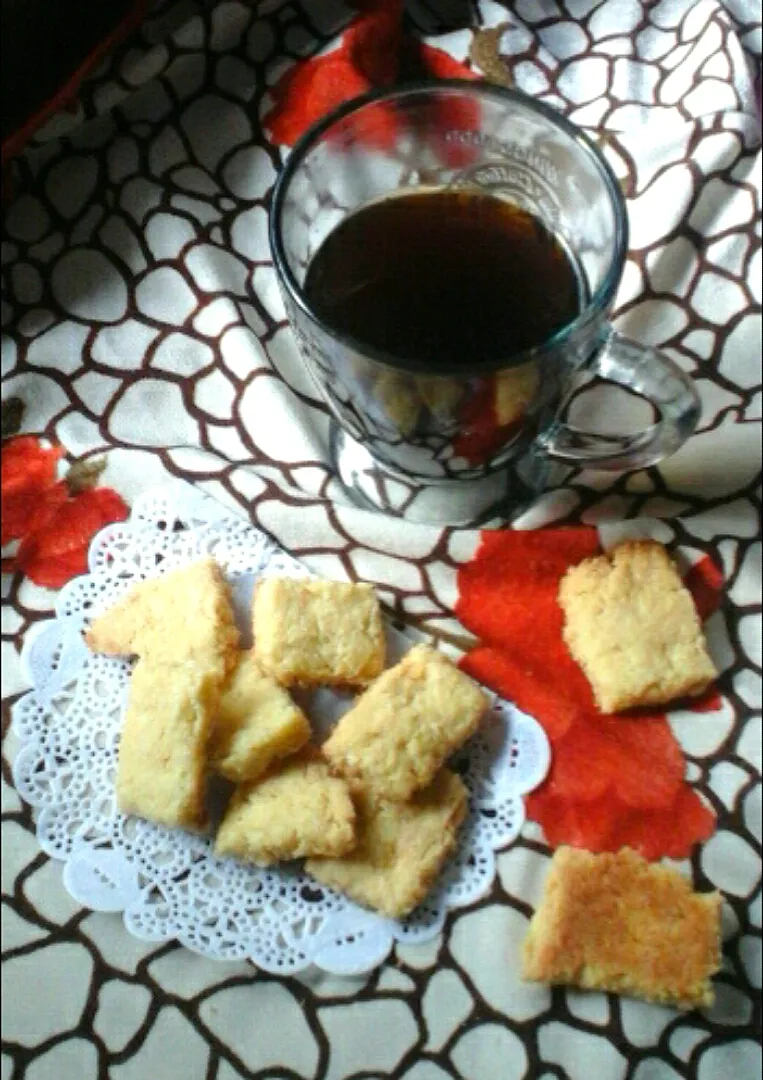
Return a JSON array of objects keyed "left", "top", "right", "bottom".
[{"left": 270, "top": 78, "right": 629, "bottom": 376}]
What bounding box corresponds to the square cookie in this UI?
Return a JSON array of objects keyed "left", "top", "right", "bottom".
[
  {"left": 209, "top": 651, "right": 311, "bottom": 784},
  {"left": 307, "top": 767, "right": 468, "bottom": 919},
  {"left": 522, "top": 846, "right": 722, "bottom": 1009},
  {"left": 322, "top": 644, "right": 488, "bottom": 802},
  {"left": 558, "top": 540, "right": 717, "bottom": 713},
  {"left": 252, "top": 576, "right": 385, "bottom": 687},
  {"left": 214, "top": 750, "right": 356, "bottom": 866},
  {"left": 116, "top": 659, "right": 222, "bottom": 832}
]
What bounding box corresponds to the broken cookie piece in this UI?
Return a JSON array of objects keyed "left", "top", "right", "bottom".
[
  {"left": 558, "top": 540, "right": 717, "bottom": 713},
  {"left": 322, "top": 644, "right": 488, "bottom": 802},
  {"left": 86, "top": 557, "right": 239, "bottom": 677},
  {"left": 209, "top": 651, "right": 311, "bottom": 784},
  {"left": 522, "top": 846, "right": 722, "bottom": 1010},
  {"left": 252, "top": 576, "right": 385, "bottom": 687},
  {"left": 214, "top": 750, "right": 356, "bottom": 866},
  {"left": 307, "top": 767, "right": 468, "bottom": 919}
]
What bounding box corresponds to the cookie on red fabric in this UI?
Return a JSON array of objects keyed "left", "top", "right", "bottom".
[{"left": 558, "top": 541, "right": 718, "bottom": 713}]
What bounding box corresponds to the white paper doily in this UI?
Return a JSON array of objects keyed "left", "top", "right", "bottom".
[{"left": 12, "top": 484, "right": 550, "bottom": 975}]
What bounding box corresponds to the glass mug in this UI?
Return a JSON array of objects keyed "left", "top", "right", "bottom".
[{"left": 270, "top": 81, "right": 699, "bottom": 524}]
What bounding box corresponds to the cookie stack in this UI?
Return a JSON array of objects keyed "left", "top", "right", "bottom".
[{"left": 86, "top": 562, "right": 489, "bottom": 918}]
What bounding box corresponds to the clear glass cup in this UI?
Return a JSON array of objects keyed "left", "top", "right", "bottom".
[{"left": 270, "top": 80, "right": 699, "bottom": 524}]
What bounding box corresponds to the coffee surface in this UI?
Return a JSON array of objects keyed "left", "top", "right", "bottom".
[{"left": 303, "top": 189, "right": 582, "bottom": 372}]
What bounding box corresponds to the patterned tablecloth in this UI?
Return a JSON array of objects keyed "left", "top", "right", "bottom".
[{"left": 1, "top": 1, "right": 761, "bottom": 1078}]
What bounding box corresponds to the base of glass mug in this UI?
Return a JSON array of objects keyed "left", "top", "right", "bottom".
[{"left": 330, "top": 426, "right": 550, "bottom": 526}]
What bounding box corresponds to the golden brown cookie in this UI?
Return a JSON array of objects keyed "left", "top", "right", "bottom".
[
  {"left": 209, "top": 651, "right": 311, "bottom": 784},
  {"left": 116, "top": 659, "right": 222, "bottom": 832},
  {"left": 322, "top": 644, "right": 488, "bottom": 802},
  {"left": 558, "top": 540, "right": 717, "bottom": 713},
  {"left": 307, "top": 768, "right": 468, "bottom": 918},
  {"left": 522, "top": 846, "right": 722, "bottom": 1009},
  {"left": 252, "top": 576, "right": 385, "bottom": 687},
  {"left": 214, "top": 750, "right": 356, "bottom": 866}
]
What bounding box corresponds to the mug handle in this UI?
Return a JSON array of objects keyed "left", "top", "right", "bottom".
[{"left": 536, "top": 330, "right": 701, "bottom": 470}]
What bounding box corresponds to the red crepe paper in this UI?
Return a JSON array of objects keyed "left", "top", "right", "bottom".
[
  {"left": 456, "top": 530, "right": 720, "bottom": 860},
  {"left": 263, "top": 0, "right": 477, "bottom": 150},
  {"left": 265, "top": 54, "right": 390, "bottom": 149},
  {"left": 524, "top": 784, "right": 715, "bottom": 862},
  {"left": 1, "top": 436, "right": 129, "bottom": 588}
]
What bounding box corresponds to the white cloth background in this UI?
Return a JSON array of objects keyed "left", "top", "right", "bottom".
[{"left": 2, "top": 3, "right": 761, "bottom": 1079}]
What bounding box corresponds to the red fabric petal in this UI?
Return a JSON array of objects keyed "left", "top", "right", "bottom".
[
  {"left": 461, "top": 645, "right": 582, "bottom": 741},
  {"left": 22, "top": 552, "right": 90, "bottom": 589},
  {"left": 264, "top": 55, "right": 372, "bottom": 147},
  {"left": 16, "top": 487, "right": 129, "bottom": 588},
  {"left": 264, "top": 1, "right": 479, "bottom": 151},
  {"left": 525, "top": 785, "right": 715, "bottom": 860},
  {"left": 685, "top": 553, "right": 724, "bottom": 622},
  {"left": 417, "top": 43, "right": 477, "bottom": 81},
  {"left": 549, "top": 713, "right": 685, "bottom": 809},
  {"left": 1, "top": 436, "right": 63, "bottom": 497},
  {"left": 687, "top": 687, "right": 724, "bottom": 713},
  {"left": 525, "top": 790, "right": 618, "bottom": 852},
  {"left": 1, "top": 481, "right": 69, "bottom": 547},
  {"left": 346, "top": 0, "right": 403, "bottom": 84},
  {"left": 607, "top": 787, "right": 717, "bottom": 861},
  {"left": 264, "top": 0, "right": 402, "bottom": 148},
  {"left": 456, "top": 526, "right": 600, "bottom": 646},
  {"left": 2, "top": 437, "right": 65, "bottom": 544},
  {"left": 457, "top": 529, "right": 601, "bottom": 742}
]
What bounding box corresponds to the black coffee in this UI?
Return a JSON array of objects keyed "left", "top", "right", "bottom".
[{"left": 303, "top": 189, "right": 582, "bottom": 372}]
